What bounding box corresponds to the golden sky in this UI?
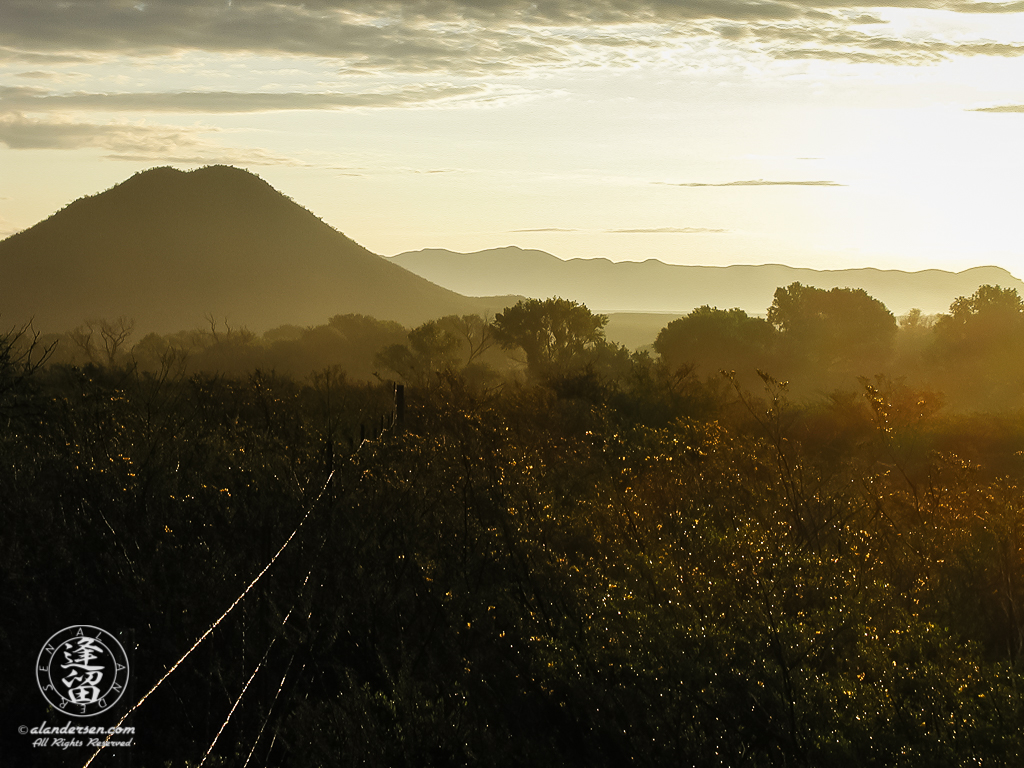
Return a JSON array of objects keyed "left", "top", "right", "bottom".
[{"left": 1, "top": 0, "right": 1023, "bottom": 275}]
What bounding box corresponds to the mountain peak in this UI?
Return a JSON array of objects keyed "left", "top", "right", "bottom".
[
  {"left": 127, "top": 163, "right": 265, "bottom": 184},
  {"left": 97, "top": 164, "right": 281, "bottom": 208},
  {"left": 0, "top": 167, "right": 510, "bottom": 333}
]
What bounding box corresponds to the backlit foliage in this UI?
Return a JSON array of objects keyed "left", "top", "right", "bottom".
[{"left": 5, "top": 286, "right": 1024, "bottom": 766}]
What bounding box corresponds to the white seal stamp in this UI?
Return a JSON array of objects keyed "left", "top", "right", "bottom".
[{"left": 36, "top": 625, "right": 130, "bottom": 717}]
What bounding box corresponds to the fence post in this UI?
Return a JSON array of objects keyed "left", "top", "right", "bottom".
[{"left": 395, "top": 383, "right": 405, "bottom": 432}]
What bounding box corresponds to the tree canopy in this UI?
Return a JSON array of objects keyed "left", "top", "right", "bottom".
[
  {"left": 491, "top": 297, "right": 609, "bottom": 379},
  {"left": 934, "top": 284, "right": 1024, "bottom": 353},
  {"left": 768, "top": 282, "right": 897, "bottom": 368},
  {"left": 654, "top": 305, "right": 774, "bottom": 377}
]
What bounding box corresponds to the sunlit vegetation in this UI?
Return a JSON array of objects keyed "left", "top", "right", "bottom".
[{"left": 4, "top": 284, "right": 1024, "bottom": 766}]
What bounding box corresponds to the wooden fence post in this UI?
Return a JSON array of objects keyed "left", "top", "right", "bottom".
[{"left": 395, "top": 383, "right": 405, "bottom": 432}]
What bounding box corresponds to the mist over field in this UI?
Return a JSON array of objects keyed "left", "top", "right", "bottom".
[{"left": 5, "top": 167, "right": 1024, "bottom": 766}]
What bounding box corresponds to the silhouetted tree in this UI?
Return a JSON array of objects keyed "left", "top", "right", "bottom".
[
  {"left": 69, "top": 316, "right": 136, "bottom": 367},
  {"left": 0, "top": 320, "right": 55, "bottom": 405},
  {"left": 768, "top": 282, "right": 896, "bottom": 373},
  {"left": 930, "top": 285, "right": 1024, "bottom": 409},
  {"left": 491, "top": 298, "right": 608, "bottom": 380},
  {"left": 654, "top": 305, "right": 775, "bottom": 380},
  {"left": 375, "top": 319, "right": 464, "bottom": 386},
  {"left": 438, "top": 314, "right": 497, "bottom": 365},
  {"left": 934, "top": 284, "right": 1024, "bottom": 354}
]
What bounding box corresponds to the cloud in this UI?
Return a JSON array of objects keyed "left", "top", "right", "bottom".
[
  {"left": 0, "top": 1, "right": 578, "bottom": 75},
  {"left": 0, "top": 84, "right": 529, "bottom": 113},
  {"left": 2, "top": 0, "right": 1024, "bottom": 74},
  {"left": 510, "top": 227, "right": 581, "bottom": 232},
  {"left": 0, "top": 46, "right": 94, "bottom": 64},
  {"left": 699, "top": 19, "right": 1024, "bottom": 65},
  {"left": 0, "top": 113, "right": 195, "bottom": 151},
  {"left": 0, "top": 113, "right": 305, "bottom": 165},
  {"left": 608, "top": 227, "right": 728, "bottom": 233},
  {"left": 0, "top": 85, "right": 49, "bottom": 99},
  {"left": 946, "top": 0, "right": 1024, "bottom": 11},
  {"left": 14, "top": 70, "right": 62, "bottom": 79},
  {"left": 659, "top": 179, "right": 845, "bottom": 186}
]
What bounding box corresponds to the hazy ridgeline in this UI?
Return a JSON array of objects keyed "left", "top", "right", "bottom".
[{"left": 5, "top": 284, "right": 1024, "bottom": 766}]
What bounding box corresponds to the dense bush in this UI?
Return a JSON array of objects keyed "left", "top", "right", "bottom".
[
  {"left": 4, "top": 334, "right": 1024, "bottom": 766},
  {"left": 8, "top": 285, "right": 1024, "bottom": 765}
]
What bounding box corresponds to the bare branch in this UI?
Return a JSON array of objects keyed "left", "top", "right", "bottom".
[{"left": 0, "top": 319, "right": 57, "bottom": 400}]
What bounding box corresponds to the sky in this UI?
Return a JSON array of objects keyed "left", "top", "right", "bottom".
[{"left": 1, "top": 0, "right": 1023, "bottom": 276}]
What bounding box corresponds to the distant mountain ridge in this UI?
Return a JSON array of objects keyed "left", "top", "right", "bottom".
[
  {"left": 6, "top": 167, "right": 1015, "bottom": 342},
  {"left": 390, "top": 247, "right": 1023, "bottom": 317},
  {"left": 0, "top": 166, "right": 517, "bottom": 334}
]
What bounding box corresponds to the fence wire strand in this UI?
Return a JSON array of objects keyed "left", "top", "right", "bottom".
[{"left": 81, "top": 469, "right": 335, "bottom": 768}]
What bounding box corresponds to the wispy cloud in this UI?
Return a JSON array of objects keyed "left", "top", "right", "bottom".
[
  {"left": 510, "top": 227, "right": 581, "bottom": 232},
  {"left": 659, "top": 179, "right": 845, "bottom": 187},
  {"left": 0, "top": 46, "right": 93, "bottom": 64},
  {"left": 947, "top": 1, "right": 1024, "bottom": 12},
  {"left": 607, "top": 227, "right": 728, "bottom": 233},
  {"left": 971, "top": 104, "right": 1024, "bottom": 112},
  {"left": 0, "top": 84, "right": 539, "bottom": 113},
  {"left": 0, "top": 2, "right": 576, "bottom": 75},
  {"left": 0, "top": 113, "right": 305, "bottom": 165},
  {"left": 14, "top": 70, "right": 62, "bottom": 79},
  {"left": 716, "top": 20, "right": 1024, "bottom": 65},
  {"left": 1, "top": 0, "right": 1023, "bottom": 74}
]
